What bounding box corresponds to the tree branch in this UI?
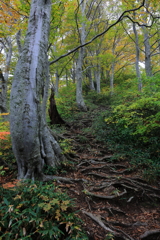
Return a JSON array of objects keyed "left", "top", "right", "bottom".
[{"left": 49, "top": 0, "right": 149, "bottom": 65}]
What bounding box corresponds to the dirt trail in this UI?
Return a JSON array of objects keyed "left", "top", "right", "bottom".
[{"left": 56, "top": 112, "right": 160, "bottom": 240}]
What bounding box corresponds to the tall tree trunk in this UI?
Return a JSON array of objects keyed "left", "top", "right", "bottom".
[
  {"left": 53, "top": 45, "right": 59, "bottom": 95},
  {"left": 76, "top": 0, "right": 87, "bottom": 111},
  {"left": 55, "top": 68, "right": 59, "bottom": 95},
  {"left": 65, "top": 69, "right": 69, "bottom": 86},
  {"left": 0, "top": 37, "right": 12, "bottom": 113},
  {"left": 110, "top": 62, "right": 115, "bottom": 95},
  {"left": 10, "top": 0, "right": 64, "bottom": 181},
  {"left": 0, "top": 69, "right": 7, "bottom": 113},
  {"left": 133, "top": 21, "right": 142, "bottom": 91},
  {"left": 95, "top": 64, "right": 101, "bottom": 93},
  {"left": 88, "top": 68, "right": 95, "bottom": 90},
  {"left": 71, "top": 63, "right": 76, "bottom": 83},
  {"left": 142, "top": 26, "right": 152, "bottom": 77},
  {"left": 76, "top": 47, "right": 87, "bottom": 111},
  {"left": 16, "top": 30, "right": 22, "bottom": 55},
  {"left": 142, "top": 0, "right": 152, "bottom": 78}
]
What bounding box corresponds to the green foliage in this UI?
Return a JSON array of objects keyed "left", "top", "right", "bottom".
[
  {"left": 0, "top": 114, "right": 16, "bottom": 170},
  {"left": 0, "top": 181, "right": 88, "bottom": 240},
  {"left": 0, "top": 166, "right": 5, "bottom": 176},
  {"left": 59, "top": 139, "right": 75, "bottom": 155},
  {"left": 43, "top": 164, "right": 57, "bottom": 175},
  {"left": 0, "top": 134, "right": 15, "bottom": 166},
  {"left": 56, "top": 83, "right": 78, "bottom": 120},
  {"left": 85, "top": 90, "right": 111, "bottom": 106},
  {"left": 93, "top": 92, "right": 160, "bottom": 181},
  {"left": 105, "top": 233, "right": 114, "bottom": 240},
  {"left": 112, "top": 78, "right": 140, "bottom": 105},
  {"left": 142, "top": 74, "right": 160, "bottom": 93},
  {"left": 77, "top": 134, "right": 89, "bottom": 143},
  {"left": 105, "top": 95, "right": 160, "bottom": 144},
  {"left": 43, "top": 158, "right": 75, "bottom": 176}
]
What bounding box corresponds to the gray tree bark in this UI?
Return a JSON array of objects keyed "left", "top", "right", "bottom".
[
  {"left": 142, "top": 0, "right": 152, "bottom": 78},
  {"left": 55, "top": 68, "right": 59, "bottom": 95},
  {"left": 0, "top": 37, "right": 12, "bottom": 113},
  {"left": 142, "top": 26, "right": 153, "bottom": 77},
  {"left": 16, "top": 30, "right": 22, "bottom": 55},
  {"left": 110, "top": 62, "right": 115, "bottom": 95},
  {"left": 10, "top": 0, "right": 64, "bottom": 180},
  {"left": 133, "top": 21, "right": 142, "bottom": 91},
  {"left": 109, "top": 35, "right": 117, "bottom": 95},
  {"left": 0, "top": 69, "right": 7, "bottom": 113},
  {"left": 76, "top": 0, "right": 87, "bottom": 111},
  {"left": 71, "top": 63, "right": 76, "bottom": 83},
  {"left": 94, "top": 64, "right": 101, "bottom": 93},
  {"left": 88, "top": 68, "right": 95, "bottom": 90}
]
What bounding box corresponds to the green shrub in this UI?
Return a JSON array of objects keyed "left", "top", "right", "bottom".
[
  {"left": 0, "top": 113, "right": 16, "bottom": 174},
  {"left": 56, "top": 83, "right": 78, "bottom": 120},
  {"left": 104, "top": 96, "right": 160, "bottom": 145},
  {"left": 142, "top": 74, "right": 160, "bottom": 93},
  {"left": 0, "top": 181, "right": 88, "bottom": 240},
  {"left": 93, "top": 94, "right": 160, "bottom": 180},
  {"left": 85, "top": 90, "right": 110, "bottom": 106}
]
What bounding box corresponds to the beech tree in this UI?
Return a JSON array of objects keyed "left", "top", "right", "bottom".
[
  {"left": 0, "top": 37, "right": 12, "bottom": 113},
  {"left": 8, "top": 0, "right": 152, "bottom": 181},
  {"left": 0, "top": 69, "right": 7, "bottom": 113},
  {"left": 132, "top": 18, "right": 142, "bottom": 91},
  {"left": 75, "top": 0, "right": 87, "bottom": 111},
  {"left": 10, "top": 0, "right": 65, "bottom": 180}
]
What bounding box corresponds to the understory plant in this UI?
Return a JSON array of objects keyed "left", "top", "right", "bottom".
[
  {"left": 0, "top": 181, "right": 88, "bottom": 240},
  {"left": 56, "top": 83, "right": 77, "bottom": 120},
  {"left": 0, "top": 113, "right": 15, "bottom": 175},
  {"left": 93, "top": 93, "right": 160, "bottom": 181}
]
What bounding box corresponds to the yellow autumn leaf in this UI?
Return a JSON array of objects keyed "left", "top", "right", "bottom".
[
  {"left": 39, "top": 221, "right": 44, "bottom": 228},
  {"left": 40, "top": 195, "right": 49, "bottom": 201},
  {"left": 60, "top": 200, "right": 70, "bottom": 211},
  {"left": 16, "top": 204, "right": 23, "bottom": 209},
  {"left": 50, "top": 198, "right": 60, "bottom": 205},
  {"left": 43, "top": 203, "right": 51, "bottom": 212},
  {"left": 55, "top": 209, "right": 61, "bottom": 221},
  {"left": 14, "top": 195, "right": 21, "bottom": 200},
  {"left": 62, "top": 200, "right": 70, "bottom": 205}
]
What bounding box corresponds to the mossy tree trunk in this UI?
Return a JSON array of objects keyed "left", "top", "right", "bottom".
[{"left": 10, "top": 0, "right": 65, "bottom": 181}]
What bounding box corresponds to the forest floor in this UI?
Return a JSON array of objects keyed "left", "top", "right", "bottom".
[{"left": 1, "top": 108, "right": 160, "bottom": 240}]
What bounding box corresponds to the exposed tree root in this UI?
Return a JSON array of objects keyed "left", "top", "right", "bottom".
[
  {"left": 79, "top": 163, "right": 127, "bottom": 172},
  {"left": 140, "top": 229, "right": 160, "bottom": 239},
  {"left": 82, "top": 210, "right": 116, "bottom": 234},
  {"left": 82, "top": 210, "right": 134, "bottom": 240},
  {"left": 92, "top": 205, "right": 127, "bottom": 216},
  {"left": 42, "top": 175, "right": 89, "bottom": 183},
  {"left": 42, "top": 175, "right": 74, "bottom": 183},
  {"left": 84, "top": 188, "right": 127, "bottom": 199},
  {"left": 82, "top": 172, "right": 160, "bottom": 200}
]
